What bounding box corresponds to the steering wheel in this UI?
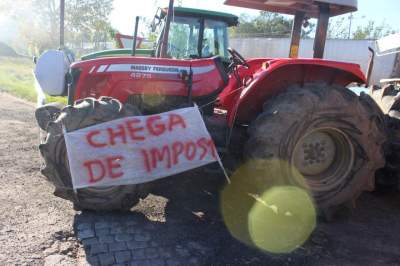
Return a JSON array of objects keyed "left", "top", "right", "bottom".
[{"left": 228, "top": 47, "right": 250, "bottom": 69}]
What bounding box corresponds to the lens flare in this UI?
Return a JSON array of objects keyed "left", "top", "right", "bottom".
[
  {"left": 141, "top": 92, "right": 166, "bottom": 108},
  {"left": 221, "top": 159, "right": 316, "bottom": 253},
  {"left": 248, "top": 186, "right": 316, "bottom": 253}
]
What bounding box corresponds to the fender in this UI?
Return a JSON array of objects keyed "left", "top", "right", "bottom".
[{"left": 227, "top": 58, "right": 366, "bottom": 126}]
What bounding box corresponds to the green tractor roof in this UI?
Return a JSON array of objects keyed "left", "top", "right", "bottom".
[{"left": 161, "top": 7, "right": 239, "bottom": 26}]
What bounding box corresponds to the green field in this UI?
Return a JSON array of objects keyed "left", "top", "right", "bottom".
[{"left": 0, "top": 56, "right": 66, "bottom": 104}]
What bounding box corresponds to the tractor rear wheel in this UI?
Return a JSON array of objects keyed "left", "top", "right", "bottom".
[
  {"left": 245, "top": 83, "right": 386, "bottom": 214},
  {"left": 39, "top": 97, "right": 149, "bottom": 211}
]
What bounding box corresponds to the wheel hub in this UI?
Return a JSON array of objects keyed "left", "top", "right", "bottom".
[
  {"left": 292, "top": 128, "right": 354, "bottom": 192},
  {"left": 293, "top": 131, "right": 336, "bottom": 176}
]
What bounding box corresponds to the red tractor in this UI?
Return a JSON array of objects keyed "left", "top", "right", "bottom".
[{"left": 34, "top": 0, "right": 385, "bottom": 217}]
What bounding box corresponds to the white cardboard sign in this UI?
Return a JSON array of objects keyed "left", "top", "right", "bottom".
[{"left": 64, "top": 107, "right": 219, "bottom": 189}]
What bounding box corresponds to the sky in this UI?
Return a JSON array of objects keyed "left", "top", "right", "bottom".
[
  {"left": 110, "top": 0, "right": 400, "bottom": 36},
  {"left": 0, "top": 0, "right": 398, "bottom": 44}
]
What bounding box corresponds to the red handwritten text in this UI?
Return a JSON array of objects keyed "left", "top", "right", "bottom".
[
  {"left": 83, "top": 155, "right": 125, "bottom": 183},
  {"left": 141, "top": 137, "right": 217, "bottom": 172},
  {"left": 86, "top": 114, "right": 187, "bottom": 147}
]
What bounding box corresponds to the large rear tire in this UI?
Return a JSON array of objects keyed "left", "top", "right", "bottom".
[
  {"left": 39, "top": 97, "right": 149, "bottom": 211},
  {"left": 244, "top": 83, "right": 386, "bottom": 213}
]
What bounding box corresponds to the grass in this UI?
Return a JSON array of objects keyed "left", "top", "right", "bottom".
[{"left": 0, "top": 56, "right": 67, "bottom": 104}]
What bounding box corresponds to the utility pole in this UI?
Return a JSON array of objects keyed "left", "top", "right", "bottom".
[
  {"left": 60, "top": 0, "right": 65, "bottom": 49},
  {"left": 348, "top": 13, "right": 353, "bottom": 39}
]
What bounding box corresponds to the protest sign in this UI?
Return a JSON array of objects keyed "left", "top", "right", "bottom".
[{"left": 64, "top": 106, "right": 219, "bottom": 189}]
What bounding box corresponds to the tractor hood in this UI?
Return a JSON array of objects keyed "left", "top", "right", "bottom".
[{"left": 224, "top": 0, "right": 357, "bottom": 18}]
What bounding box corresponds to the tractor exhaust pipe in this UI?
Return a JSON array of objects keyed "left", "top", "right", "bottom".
[
  {"left": 132, "top": 16, "right": 140, "bottom": 56},
  {"left": 60, "top": 0, "right": 65, "bottom": 49},
  {"left": 160, "top": 0, "right": 174, "bottom": 58},
  {"left": 366, "top": 47, "right": 375, "bottom": 87}
]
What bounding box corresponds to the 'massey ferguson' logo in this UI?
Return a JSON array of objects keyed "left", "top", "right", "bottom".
[
  {"left": 98, "top": 64, "right": 216, "bottom": 75},
  {"left": 130, "top": 64, "right": 180, "bottom": 73}
]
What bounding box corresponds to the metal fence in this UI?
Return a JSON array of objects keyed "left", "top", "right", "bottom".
[{"left": 229, "top": 38, "right": 397, "bottom": 85}]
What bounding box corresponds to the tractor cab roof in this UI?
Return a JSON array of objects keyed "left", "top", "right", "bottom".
[
  {"left": 161, "top": 6, "right": 239, "bottom": 26},
  {"left": 224, "top": 0, "right": 357, "bottom": 18}
]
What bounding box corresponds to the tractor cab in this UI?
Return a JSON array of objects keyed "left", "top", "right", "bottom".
[
  {"left": 81, "top": 7, "right": 238, "bottom": 61},
  {"left": 153, "top": 7, "right": 238, "bottom": 59}
]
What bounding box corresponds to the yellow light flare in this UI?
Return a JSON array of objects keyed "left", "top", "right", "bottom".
[
  {"left": 248, "top": 186, "right": 316, "bottom": 253},
  {"left": 221, "top": 159, "right": 316, "bottom": 253}
]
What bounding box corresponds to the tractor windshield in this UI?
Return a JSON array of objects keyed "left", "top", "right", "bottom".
[
  {"left": 167, "top": 17, "right": 229, "bottom": 59},
  {"left": 168, "top": 17, "right": 200, "bottom": 58}
]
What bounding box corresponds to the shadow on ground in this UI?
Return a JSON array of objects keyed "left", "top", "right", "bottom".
[{"left": 73, "top": 167, "right": 400, "bottom": 266}]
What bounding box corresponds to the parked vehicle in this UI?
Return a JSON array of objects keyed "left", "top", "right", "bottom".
[{"left": 369, "top": 33, "right": 400, "bottom": 189}]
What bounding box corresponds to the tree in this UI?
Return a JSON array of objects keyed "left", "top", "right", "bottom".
[
  {"left": 230, "top": 11, "right": 314, "bottom": 38},
  {"left": 1, "top": 0, "right": 114, "bottom": 55},
  {"left": 230, "top": 12, "right": 291, "bottom": 38},
  {"left": 64, "top": 0, "right": 114, "bottom": 50},
  {"left": 328, "top": 13, "right": 395, "bottom": 40},
  {"left": 352, "top": 20, "right": 395, "bottom": 40},
  {"left": 328, "top": 16, "right": 350, "bottom": 39}
]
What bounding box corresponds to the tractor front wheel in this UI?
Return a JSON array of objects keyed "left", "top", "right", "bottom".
[{"left": 39, "top": 97, "right": 149, "bottom": 211}]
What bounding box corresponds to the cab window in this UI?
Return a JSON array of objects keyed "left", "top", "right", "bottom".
[
  {"left": 167, "top": 17, "right": 229, "bottom": 59},
  {"left": 202, "top": 20, "right": 229, "bottom": 58}
]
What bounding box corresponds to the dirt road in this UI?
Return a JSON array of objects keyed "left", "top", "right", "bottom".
[{"left": 0, "top": 92, "right": 400, "bottom": 266}]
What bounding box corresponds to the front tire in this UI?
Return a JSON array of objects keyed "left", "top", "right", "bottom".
[
  {"left": 245, "top": 83, "right": 386, "bottom": 212},
  {"left": 39, "top": 97, "right": 149, "bottom": 211}
]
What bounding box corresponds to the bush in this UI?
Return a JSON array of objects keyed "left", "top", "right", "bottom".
[{"left": 0, "top": 56, "right": 66, "bottom": 104}]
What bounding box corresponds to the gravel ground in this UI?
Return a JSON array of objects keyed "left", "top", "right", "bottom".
[{"left": 0, "top": 92, "right": 400, "bottom": 266}]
